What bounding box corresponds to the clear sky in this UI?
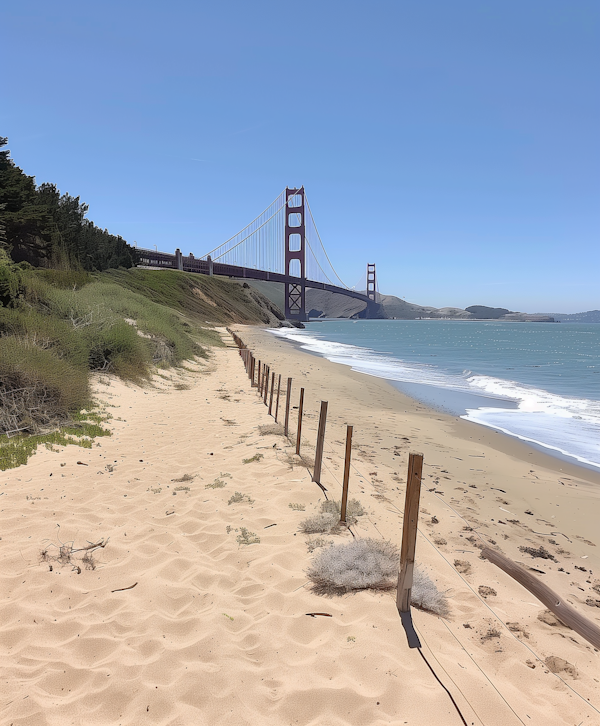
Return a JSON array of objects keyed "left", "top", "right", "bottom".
[{"left": 2, "top": 0, "right": 598, "bottom": 313}]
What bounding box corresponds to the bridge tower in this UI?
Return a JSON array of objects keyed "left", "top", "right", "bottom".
[
  {"left": 284, "top": 187, "right": 308, "bottom": 322},
  {"left": 367, "top": 263, "right": 377, "bottom": 302}
]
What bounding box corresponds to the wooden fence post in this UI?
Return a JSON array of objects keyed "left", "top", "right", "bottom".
[
  {"left": 274, "top": 375, "right": 282, "bottom": 422},
  {"left": 263, "top": 366, "right": 270, "bottom": 405},
  {"left": 251, "top": 356, "right": 256, "bottom": 386},
  {"left": 396, "top": 452, "right": 424, "bottom": 613},
  {"left": 312, "top": 401, "right": 328, "bottom": 485},
  {"left": 339, "top": 425, "right": 353, "bottom": 524},
  {"left": 283, "top": 378, "right": 292, "bottom": 436},
  {"left": 257, "top": 361, "right": 262, "bottom": 393},
  {"left": 295, "top": 387, "right": 304, "bottom": 455},
  {"left": 268, "top": 371, "right": 275, "bottom": 415}
]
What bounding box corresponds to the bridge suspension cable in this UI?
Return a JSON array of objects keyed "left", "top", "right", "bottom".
[
  {"left": 201, "top": 190, "right": 287, "bottom": 272},
  {"left": 304, "top": 194, "right": 349, "bottom": 289},
  {"left": 199, "top": 187, "right": 351, "bottom": 289}
]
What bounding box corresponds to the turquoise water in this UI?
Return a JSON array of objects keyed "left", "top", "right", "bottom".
[{"left": 272, "top": 320, "right": 600, "bottom": 470}]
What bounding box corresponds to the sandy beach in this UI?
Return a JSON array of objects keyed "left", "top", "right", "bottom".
[{"left": 2, "top": 325, "right": 599, "bottom": 726}]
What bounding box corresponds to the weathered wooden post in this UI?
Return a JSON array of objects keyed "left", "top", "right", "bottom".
[
  {"left": 339, "top": 425, "right": 353, "bottom": 524},
  {"left": 268, "top": 371, "right": 275, "bottom": 415},
  {"left": 250, "top": 356, "right": 256, "bottom": 386},
  {"left": 274, "top": 375, "right": 282, "bottom": 422},
  {"left": 257, "top": 361, "right": 262, "bottom": 393},
  {"left": 312, "top": 401, "right": 328, "bottom": 486},
  {"left": 295, "top": 387, "right": 304, "bottom": 455},
  {"left": 283, "top": 378, "right": 292, "bottom": 437},
  {"left": 482, "top": 548, "right": 600, "bottom": 649},
  {"left": 397, "top": 452, "right": 424, "bottom": 613},
  {"left": 263, "top": 366, "right": 270, "bottom": 405}
]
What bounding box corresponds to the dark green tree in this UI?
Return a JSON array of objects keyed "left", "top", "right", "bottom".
[{"left": 0, "top": 135, "right": 134, "bottom": 271}]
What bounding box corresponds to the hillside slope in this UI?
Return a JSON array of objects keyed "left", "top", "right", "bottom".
[{"left": 0, "top": 268, "right": 290, "bottom": 444}]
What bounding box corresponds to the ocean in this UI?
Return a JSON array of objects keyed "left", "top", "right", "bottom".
[{"left": 272, "top": 320, "right": 600, "bottom": 471}]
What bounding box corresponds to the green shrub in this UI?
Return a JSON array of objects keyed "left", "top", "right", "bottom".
[
  {"left": 85, "top": 319, "right": 150, "bottom": 379},
  {"left": 0, "top": 308, "right": 89, "bottom": 369},
  {"left": 35, "top": 269, "right": 93, "bottom": 290},
  {"left": 0, "top": 337, "right": 90, "bottom": 434}
]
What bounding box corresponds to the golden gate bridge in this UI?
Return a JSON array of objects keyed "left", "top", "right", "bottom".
[{"left": 135, "top": 187, "right": 379, "bottom": 321}]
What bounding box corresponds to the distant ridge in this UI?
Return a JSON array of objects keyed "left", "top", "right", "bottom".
[
  {"left": 547, "top": 310, "right": 600, "bottom": 323},
  {"left": 235, "top": 281, "right": 563, "bottom": 322}
]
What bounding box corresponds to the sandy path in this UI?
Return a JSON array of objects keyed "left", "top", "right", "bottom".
[{"left": 1, "top": 326, "right": 599, "bottom": 725}]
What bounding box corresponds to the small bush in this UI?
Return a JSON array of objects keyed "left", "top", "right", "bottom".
[
  {"left": 172, "top": 473, "right": 195, "bottom": 482},
  {"left": 411, "top": 567, "right": 450, "bottom": 617},
  {"left": 228, "top": 491, "right": 254, "bottom": 505},
  {"left": 299, "top": 499, "right": 366, "bottom": 534},
  {"left": 236, "top": 527, "right": 260, "bottom": 546},
  {"left": 0, "top": 337, "right": 89, "bottom": 434},
  {"left": 289, "top": 502, "right": 306, "bottom": 511},
  {"left": 299, "top": 512, "right": 339, "bottom": 534},
  {"left": 0, "top": 308, "right": 89, "bottom": 369},
  {"left": 306, "top": 536, "right": 333, "bottom": 552},
  {"left": 306, "top": 538, "right": 449, "bottom": 616},
  {"left": 86, "top": 319, "right": 150, "bottom": 379},
  {"left": 321, "top": 498, "right": 366, "bottom": 520},
  {"left": 206, "top": 478, "right": 227, "bottom": 489},
  {"left": 243, "top": 453, "right": 263, "bottom": 464},
  {"left": 307, "top": 538, "right": 399, "bottom": 595}
]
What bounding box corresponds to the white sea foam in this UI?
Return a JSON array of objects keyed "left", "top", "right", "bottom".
[{"left": 272, "top": 327, "right": 600, "bottom": 469}]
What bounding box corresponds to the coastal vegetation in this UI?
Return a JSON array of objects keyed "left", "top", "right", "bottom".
[
  {"left": 0, "top": 136, "right": 132, "bottom": 271},
  {"left": 0, "top": 136, "right": 286, "bottom": 469}
]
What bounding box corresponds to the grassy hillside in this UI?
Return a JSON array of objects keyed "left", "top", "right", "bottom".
[{"left": 0, "top": 266, "right": 285, "bottom": 467}]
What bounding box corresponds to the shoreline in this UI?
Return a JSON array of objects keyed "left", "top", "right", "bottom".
[
  {"left": 263, "top": 325, "right": 600, "bottom": 490},
  {"left": 272, "top": 323, "right": 600, "bottom": 477}
]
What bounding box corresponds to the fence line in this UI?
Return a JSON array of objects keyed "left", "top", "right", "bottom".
[{"left": 225, "top": 328, "right": 600, "bottom": 724}]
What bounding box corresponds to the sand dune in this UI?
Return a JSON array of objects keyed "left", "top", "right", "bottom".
[{"left": 1, "top": 327, "right": 599, "bottom": 725}]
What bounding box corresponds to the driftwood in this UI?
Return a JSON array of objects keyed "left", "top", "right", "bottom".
[{"left": 481, "top": 547, "right": 600, "bottom": 649}]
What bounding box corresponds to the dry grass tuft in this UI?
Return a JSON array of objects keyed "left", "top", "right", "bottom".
[
  {"left": 306, "top": 536, "right": 334, "bottom": 552},
  {"left": 283, "top": 451, "right": 314, "bottom": 469},
  {"left": 236, "top": 527, "right": 260, "bottom": 546},
  {"left": 172, "top": 473, "right": 195, "bottom": 482},
  {"left": 228, "top": 491, "right": 254, "bottom": 505},
  {"left": 206, "top": 478, "right": 227, "bottom": 489},
  {"left": 321, "top": 498, "right": 366, "bottom": 519},
  {"left": 40, "top": 536, "right": 108, "bottom": 573},
  {"left": 306, "top": 538, "right": 449, "bottom": 616},
  {"left": 258, "top": 423, "right": 285, "bottom": 436},
  {"left": 299, "top": 499, "right": 366, "bottom": 534},
  {"left": 411, "top": 568, "right": 450, "bottom": 617},
  {"left": 299, "top": 512, "right": 339, "bottom": 534}
]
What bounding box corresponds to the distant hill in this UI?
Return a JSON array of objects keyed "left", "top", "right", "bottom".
[
  {"left": 236, "top": 282, "right": 558, "bottom": 322},
  {"left": 547, "top": 310, "right": 600, "bottom": 323}
]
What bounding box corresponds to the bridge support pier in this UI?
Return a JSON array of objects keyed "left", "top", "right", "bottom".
[
  {"left": 284, "top": 187, "right": 308, "bottom": 322},
  {"left": 175, "top": 249, "right": 184, "bottom": 271},
  {"left": 359, "top": 263, "right": 384, "bottom": 318}
]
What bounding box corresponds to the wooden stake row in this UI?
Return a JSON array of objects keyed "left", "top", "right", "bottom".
[
  {"left": 233, "top": 332, "right": 424, "bottom": 622},
  {"left": 234, "top": 334, "right": 600, "bottom": 650}
]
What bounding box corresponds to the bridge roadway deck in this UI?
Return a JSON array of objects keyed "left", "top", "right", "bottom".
[{"left": 135, "top": 249, "right": 372, "bottom": 304}]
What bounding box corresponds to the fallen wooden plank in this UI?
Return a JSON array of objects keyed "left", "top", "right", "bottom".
[{"left": 481, "top": 547, "right": 600, "bottom": 649}]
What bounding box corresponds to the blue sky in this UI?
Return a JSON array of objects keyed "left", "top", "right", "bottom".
[{"left": 2, "top": 0, "right": 598, "bottom": 313}]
